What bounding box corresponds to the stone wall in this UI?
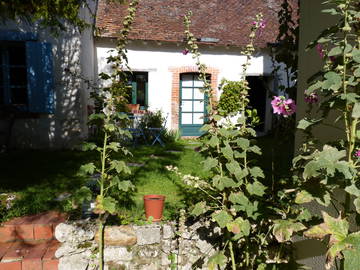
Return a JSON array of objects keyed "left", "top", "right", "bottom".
[{"left": 54, "top": 220, "right": 221, "bottom": 270}]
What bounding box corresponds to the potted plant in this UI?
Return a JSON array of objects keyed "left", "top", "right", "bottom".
[{"left": 143, "top": 194, "right": 165, "bottom": 221}]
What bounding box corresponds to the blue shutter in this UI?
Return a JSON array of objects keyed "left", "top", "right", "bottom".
[{"left": 26, "top": 42, "right": 54, "bottom": 113}]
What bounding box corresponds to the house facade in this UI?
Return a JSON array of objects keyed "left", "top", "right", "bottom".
[{"left": 0, "top": 0, "right": 296, "bottom": 148}]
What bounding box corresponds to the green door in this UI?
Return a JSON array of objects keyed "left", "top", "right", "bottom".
[{"left": 179, "top": 73, "right": 207, "bottom": 136}]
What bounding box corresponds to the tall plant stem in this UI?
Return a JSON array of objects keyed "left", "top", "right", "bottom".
[
  {"left": 229, "top": 241, "right": 236, "bottom": 270},
  {"left": 99, "top": 130, "right": 109, "bottom": 270}
]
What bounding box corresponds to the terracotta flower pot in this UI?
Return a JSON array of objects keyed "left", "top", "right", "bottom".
[{"left": 143, "top": 194, "right": 165, "bottom": 222}]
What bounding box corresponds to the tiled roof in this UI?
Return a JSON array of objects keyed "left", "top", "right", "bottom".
[{"left": 96, "top": 0, "right": 298, "bottom": 48}]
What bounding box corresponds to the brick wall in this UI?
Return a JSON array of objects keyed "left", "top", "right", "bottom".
[{"left": 168, "top": 66, "right": 219, "bottom": 130}]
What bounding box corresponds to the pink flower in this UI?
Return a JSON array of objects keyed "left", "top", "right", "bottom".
[
  {"left": 355, "top": 150, "right": 360, "bottom": 158},
  {"left": 316, "top": 44, "right": 325, "bottom": 58},
  {"left": 304, "top": 92, "right": 319, "bottom": 104},
  {"left": 271, "top": 96, "right": 296, "bottom": 116},
  {"left": 182, "top": 49, "right": 189, "bottom": 55},
  {"left": 259, "top": 21, "right": 266, "bottom": 29}
]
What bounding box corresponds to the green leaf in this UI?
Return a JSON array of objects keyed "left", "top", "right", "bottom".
[
  {"left": 297, "top": 118, "right": 322, "bottom": 130},
  {"left": 322, "top": 71, "right": 342, "bottom": 91},
  {"left": 345, "top": 185, "right": 360, "bottom": 197},
  {"left": 102, "top": 196, "right": 117, "bottom": 214},
  {"left": 104, "top": 124, "right": 116, "bottom": 132},
  {"left": 343, "top": 232, "right": 360, "bottom": 270},
  {"left": 73, "top": 186, "right": 92, "bottom": 204},
  {"left": 328, "top": 46, "right": 342, "bottom": 56},
  {"left": 295, "top": 190, "right": 314, "bottom": 204},
  {"left": 207, "top": 252, "right": 227, "bottom": 270},
  {"left": 229, "top": 192, "right": 249, "bottom": 205},
  {"left": 208, "top": 135, "right": 219, "bottom": 147},
  {"left": 307, "top": 81, "right": 323, "bottom": 92},
  {"left": 236, "top": 138, "right": 250, "bottom": 150},
  {"left": 273, "top": 220, "right": 306, "bottom": 242},
  {"left": 212, "top": 210, "right": 233, "bottom": 228},
  {"left": 79, "top": 163, "right": 96, "bottom": 175},
  {"left": 248, "top": 145, "right": 262, "bottom": 155},
  {"left": 249, "top": 167, "right": 264, "bottom": 179},
  {"left": 221, "top": 145, "right": 233, "bottom": 160},
  {"left": 213, "top": 175, "right": 236, "bottom": 191},
  {"left": 117, "top": 180, "right": 134, "bottom": 192},
  {"left": 107, "top": 142, "right": 120, "bottom": 152},
  {"left": 246, "top": 181, "right": 266, "bottom": 196},
  {"left": 82, "top": 142, "right": 97, "bottom": 151},
  {"left": 354, "top": 67, "right": 360, "bottom": 78},
  {"left": 227, "top": 217, "right": 251, "bottom": 236},
  {"left": 110, "top": 160, "right": 131, "bottom": 174},
  {"left": 354, "top": 198, "right": 360, "bottom": 214},
  {"left": 352, "top": 103, "right": 360, "bottom": 119},
  {"left": 191, "top": 201, "right": 207, "bottom": 216},
  {"left": 203, "top": 157, "right": 218, "bottom": 171}
]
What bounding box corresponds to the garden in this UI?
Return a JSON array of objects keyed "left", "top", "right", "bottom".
[{"left": 1, "top": 0, "right": 360, "bottom": 269}]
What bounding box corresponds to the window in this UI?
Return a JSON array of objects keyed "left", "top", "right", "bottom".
[
  {"left": 126, "top": 72, "right": 148, "bottom": 110},
  {"left": 0, "top": 31, "right": 54, "bottom": 114}
]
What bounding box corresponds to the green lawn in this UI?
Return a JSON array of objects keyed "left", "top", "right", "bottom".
[
  {"left": 0, "top": 140, "right": 207, "bottom": 223},
  {"left": 0, "top": 134, "right": 293, "bottom": 223}
]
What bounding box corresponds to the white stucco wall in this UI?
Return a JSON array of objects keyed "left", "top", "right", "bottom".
[
  {"left": 0, "top": 3, "right": 96, "bottom": 149},
  {"left": 96, "top": 40, "right": 287, "bottom": 132}
]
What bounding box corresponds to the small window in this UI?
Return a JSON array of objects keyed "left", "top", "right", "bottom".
[
  {"left": 0, "top": 42, "right": 28, "bottom": 107},
  {"left": 126, "top": 72, "right": 148, "bottom": 110},
  {"left": 0, "top": 35, "right": 54, "bottom": 114}
]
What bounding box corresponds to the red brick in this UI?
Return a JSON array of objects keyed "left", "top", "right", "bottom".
[
  {"left": 34, "top": 225, "right": 53, "bottom": 240},
  {"left": 23, "top": 241, "right": 48, "bottom": 260},
  {"left": 42, "top": 241, "right": 60, "bottom": 261},
  {"left": 22, "top": 258, "right": 42, "bottom": 270},
  {"left": 0, "top": 226, "right": 16, "bottom": 243},
  {"left": 2, "top": 217, "right": 26, "bottom": 226},
  {"left": 42, "top": 259, "right": 58, "bottom": 270},
  {"left": 15, "top": 224, "right": 34, "bottom": 240},
  {"left": 2, "top": 241, "right": 33, "bottom": 262},
  {"left": 0, "top": 261, "right": 21, "bottom": 270},
  {"left": 0, "top": 242, "right": 12, "bottom": 260}
]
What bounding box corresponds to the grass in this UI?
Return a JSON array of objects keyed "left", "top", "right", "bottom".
[
  {"left": 0, "top": 133, "right": 293, "bottom": 224},
  {"left": 0, "top": 140, "right": 207, "bottom": 223}
]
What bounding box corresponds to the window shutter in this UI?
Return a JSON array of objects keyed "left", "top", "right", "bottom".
[{"left": 26, "top": 42, "right": 54, "bottom": 113}]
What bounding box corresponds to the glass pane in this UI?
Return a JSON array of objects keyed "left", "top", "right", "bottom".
[
  {"left": 136, "top": 80, "right": 146, "bottom": 106},
  {"left": 11, "top": 87, "right": 27, "bottom": 104},
  {"left": 181, "top": 113, "right": 193, "bottom": 124},
  {"left": 182, "top": 88, "right": 192, "bottom": 99},
  {"left": 0, "top": 67, "right": 3, "bottom": 86},
  {"left": 193, "top": 113, "right": 204, "bottom": 124},
  {"left": 0, "top": 87, "right": 3, "bottom": 104},
  {"left": 193, "top": 80, "right": 204, "bottom": 87},
  {"left": 193, "top": 88, "right": 204, "bottom": 99},
  {"left": 8, "top": 46, "right": 26, "bottom": 65},
  {"left": 10, "top": 67, "right": 27, "bottom": 85},
  {"left": 193, "top": 101, "right": 204, "bottom": 112},
  {"left": 181, "top": 101, "right": 192, "bottom": 112},
  {"left": 181, "top": 74, "right": 193, "bottom": 87}
]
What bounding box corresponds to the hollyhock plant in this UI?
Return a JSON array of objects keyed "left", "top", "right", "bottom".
[
  {"left": 304, "top": 91, "right": 319, "bottom": 104},
  {"left": 355, "top": 150, "right": 360, "bottom": 158},
  {"left": 271, "top": 96, "right": 296, "bottom": 116}
]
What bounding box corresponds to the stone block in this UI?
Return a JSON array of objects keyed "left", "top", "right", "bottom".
[
  {"left": 134, "top": 225, "right": 161, "bottom": 245},
  {"left": 55, "top": 222, "right": 95, "bottom": 244},
  {"left": 58, "top": 253, "right": 89, "bottom": 270},
  {"left": 95, "top": 225, "right": 137, "bottom": 246},
  {"left": 162, "top": 224, "right": 174, "bottom": 239},
  {"left": 104, "top": 247, "right": 133, "bottom": 262}
]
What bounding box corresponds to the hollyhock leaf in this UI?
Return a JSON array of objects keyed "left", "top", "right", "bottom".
[
  {"left": 323, "top": 72, "right": 342, "bottom": 90},
  {"left": 221, "top": 145, "right": 234, "bottom": 160},
  {"left": 213, "top": 175, "right": 236, "bottom": 191},
  {"left": 110, "top": 160, "right": 131, "bottom": 174},
  {"left": 212, "top": 210, "right": 233, "bottom": 228},
  {"left": 236, "top": 138, "right": 250, "bottom": 150},
  {"left": 208, "top": 135, "right": 219, "bottom": 147},
  {"left": 203, "top": 157, "right": 218, "bottom": 171},
  {"left": 117, "top": 180, "right": 134, "bottom": 192},
  {"left": 248, "top": 145, "right": 262, "bottom": 155},
  {"left": 191, "top": 201, "right": 207, "bottom": 216},
  {"left": 249, "top": 166, "right": 265, "bottom": 179},
  {"left": 297, "top": 118, "right": 322, "bottom": 130},
  {"left": 328, "top": 46, "right": 342, "bottom": 56},
  {"left": 246, "top": 181, "right": 266, "bottom": 196},
  {"left": 354, "top": 198, "right": 360, "bottom": 214},
  {"left": 352, "top": 102, "right": 360, "bottom": 119},
  {"left": 79, "top": 162, "right": 97, "bottom": 175},
  {"left": 307, "top": 81, "right": 323, "bottom": 92},
  {"left": 102, "top": 196, "right": 117, "bottom": 214},
  {"left": 273, "top": 220, "right": 306, "bottom": 242},
  {"left": 208, "top": 252, "right": 227, "bottom": 270},
  {"left": 295, "top": 190, "right": 314, "bottom": 204}
]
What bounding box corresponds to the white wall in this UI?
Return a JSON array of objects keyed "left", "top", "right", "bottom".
[
  {"left": 96, "top": 40, "right": 286, "bottom": 131},
  {"left": 0, "top": 2, "right": 96, "bottom": 149}
]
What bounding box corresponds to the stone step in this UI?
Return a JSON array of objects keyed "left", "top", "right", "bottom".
[
  {"left": 0, "top": 240, "right": 59, "bottom": 270},
  {"left": 0, "top": 211, "right": 66, "bottom": 242}
]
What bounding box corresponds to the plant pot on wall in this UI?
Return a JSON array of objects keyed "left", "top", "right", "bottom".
[
  {"left": 127, "top": 104, "right": 140, "bottom": 112},
  {"left": 143, "top": 194, "right": 165, "bottom": 222}
]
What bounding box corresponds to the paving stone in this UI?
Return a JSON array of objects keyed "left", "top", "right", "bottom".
[
  {"left": 43, "top": 259, "right": 59, "bottom": 270},
  {"left": 34, "top": 224, "right": 53, "bottom": 240},
  {"left": 0, "top": 242, "right": 12, "bottom": 260},
  {"left": 0, "top": 261, "right": 21, "bottom": 270},
  {"left": 95, "top": 225, "right": 137, "bottom": 246},
  {"left": 134, "top": 225, "right": 161, "bottom": 245}
]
